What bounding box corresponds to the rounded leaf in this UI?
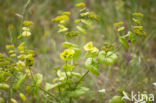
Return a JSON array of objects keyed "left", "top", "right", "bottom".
[
  {"left": 85, "top": 58, "right": 99, "bottom": 75},
  {"left": 119, "top": 37, "right": 129, "bottom": 48},
  {"left": 98, "top": 51, "right": 118, "bottom": 65},
  {"left": 0, "top": 83, "right": 10, "bottom": 90},
  {"left": 108, "top": 96, "right": 125, "bottom": 103},
  {"left": 62, "top": 42, "right": 77, "bottom": 48}
]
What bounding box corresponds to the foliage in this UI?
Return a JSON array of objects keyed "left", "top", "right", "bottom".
[{"left": 0, "top": 1, "right": 152, "bottom": 103}]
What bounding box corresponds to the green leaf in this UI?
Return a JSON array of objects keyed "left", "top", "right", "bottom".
[
  {"left": 71, "top": 72, "right": 82, "bottom": 78},
  {"left": 63, "top": 63, "right": 75, "bottom": 71},
  {"left": 58, "top": 24, "right": 68, "bottom": 33},
  {"left": 73, "top": 48, "right": 81, "bottom": 59},
  {"left": 108, "top": 96, "right": 125, "bottom": 103},
  {"left": 62, "top": 42, "right": 78, "bottom": 48},
  {"left": 81, "top": 19, "right": 92, "bottom": 27},
  {"left": 0, "top": 83, "right": 10, "bottom": 90},
  {"left": 85, "top": 58, "right": 99, "bottom": 75},
  {"left": 57, "top": 70, "right": 66, "bottom": 78},
  {"left": 0, "top": 97, "right": 4, "bottom": 103},
  {"left": 69, "top": 87, "right": 89, "bottom": 98},
  {"left": 86, "top": 47, "right": 99, "bottom": 57},
  {"left": 45, "top": 82, "right": 63, "bottom": 91},
  {"left": 64, "top": 31, "right": 79, "bottom": 37},
  {"left": 117, "top": 27, "right": 125, "bottom": 32},
  {"left": 119, "top": 37, "right": 129, "bottom": 48},
  {"left": 76, "top": 26, "right": 86, "bottom": 34},
  {"left": 13, "top": 74, "right": 27, "bottom": 90},
  {"left": 34, "top": 73, "right": 43, "bottom": 87},
  {"left": 98, "top": 51, "right": 118, "bottom": 65},
  {"left": 128, "top": 31, "right": 136, "bottom": 44}
]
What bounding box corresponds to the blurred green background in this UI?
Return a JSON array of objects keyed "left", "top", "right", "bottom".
[{"left": 0, "top": 0, "right": 156, "bottom": 102}]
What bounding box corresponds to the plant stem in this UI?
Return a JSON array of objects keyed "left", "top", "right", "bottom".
[
  {"left": 74, "top": 70, "right": 89, "bottom": 89},
  {"left": 28, "top": 68, "right": 59, "bottom": 102},
  {"left": 70, "top": 97, "right": 72, "bottom": 103}
]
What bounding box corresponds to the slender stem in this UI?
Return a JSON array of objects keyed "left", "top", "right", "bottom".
[
  {"left": 39, "top": 87, "right": 54, "bottom": 97},
  {"left": 19, "top": 0, "right": 31, "bottom": 35},
  {"left": 65, "top": 61, "right": 69, "bottom": 82},
  {"left": 28, "top": 68, "right": 59, "bottom": 102},
  {"left": 70, "top": 97, "right": 72, "bottom": 103},
  {"left": 74, "top": 70, "right": 89, "bottom": 89}
]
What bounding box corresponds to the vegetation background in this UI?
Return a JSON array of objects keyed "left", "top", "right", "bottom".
[{"left": 0, "top": 0, "right": 156, "bottom": 102}]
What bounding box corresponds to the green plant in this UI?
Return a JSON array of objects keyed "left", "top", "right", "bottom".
[{"left": 0, "top": 2, "right": 147, "bottom": 103}]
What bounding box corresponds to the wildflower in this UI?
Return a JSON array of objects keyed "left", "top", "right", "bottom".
[
  {"left": 52, "top": 15, "right": 69, "bottom": 23},
  {"left": 88, "top": 12, "right": 98, "bottom": 20},
  {"left": 86, "top": 47, "right": 99, "bottom": 57},
  {"left": 91, "top": 47, "right": 99, "bottom": 54},
  {"left": 18, "top": 42, "right": 25, "bottom": 51},
  {"left": 22, "top": 27, "right": 30, "bottom": 31},
  {"left": 133, "top": 26, "right": 143, "bottom": 30},
  {"left": 75, "top": 19, "right": 81, "bottom": 23},
  {"left": 8, "top": 50, "right": 14, "bottom": 54},
  {"left": 76, "top": 26, "right": 86, "bottom": 34},
  {"left": 16, "top": 60, "right": 25, "bottom": 67},
  {"left": 60, "top": 49, "right": 75, "bottom": 61},
  {"left": 117, "top": 26, "right": 125, "bottom": 32},
  {"left": 0, "top": 83, "right": 10, "bottom": 90},
  {"left": 23, "top": 20, "right": 34, "bottom": 26},
  {"left": 132, "top": 18, "right": 140, "bottom": 24},
  {"left": 113, "top": 21, "right": 124, "bottom": 27},
  {"left": 19, "top": 93, "right": 27, "bottom": 101},
  {"left": 58, "top": 24, "right": 68, "bottom": 32},
  {"left": 10, "top": 98, "right": 18, "bottom": 103},
  {"left": 6, "top": 45, "right": 14, "bottom": 49},
  {"left": 61, "top": 11, "right": 71, "bottom": 15},
  {"left": 10, "top": 54, "right": 16, "bottom": 57},
  {"left": 76, "top": 2, "right": 86, "bottom": 7},
  {"left": 21, "top": 31, "right": 31, "bottom": 37},
  {"left": 84, "top": 42, "right": 93, "bottom": 51},
  {"left": 0, "top": 53, "right": 4, "bottom": 58},
  {"left": 26, "top": 86, "right": 31, "bottom": 93},
  {"left": 133, "top": 12, "right": 144, "bottom": 17}
]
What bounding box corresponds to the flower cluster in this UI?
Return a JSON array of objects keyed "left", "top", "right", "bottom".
[
  {"left": 17, "top": 20, "right": 33, "bottom": 39},
  {"left": 84, "top": 41, "right": 99, "bottom": 57},
  {"left": 114, "top": 12, "right": 146, "bottom": 48}
]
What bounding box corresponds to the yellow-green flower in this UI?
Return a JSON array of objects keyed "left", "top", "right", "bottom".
[
  {"left": 6, "top": 45, "right": 14, "bottom": 49},
  {"left": 23, "top": 20, "right": 34, "bottom": 26},
  {"left": 76, "top": 2, "right": 86, "bottom": 7},
  {"left": 21, "top": 31, "right": 31, "bottom": 37},
  {"left": 117, "top": 26, "right": 125, "bottom": 32},
  {"left": 19, "top": 93, "right": 27, "bottom": 101},
  {"left": 8, "top": 50, "right": 14, "bottom": 54},
  {"left": 10, "top": 98, "right": 18, "bottom": 103},
  {"left": 84, "top": 42, "right": 93, "bottom": 51},
  {"left": 16, "top": 60, "right": 25, "bottom": 67},
  {"left": 61, "top": 11, "right": 71, "bottom": 15},
  {"left": 10, "top": 54, "right": 16, "bottom": 57},
  {"left": 60, "top": 49, "right": 75, "bottom": 61},
  {"left": 133, "top": 26, "right": 143, "bottom": 30},
  {"left": 133, "top": 12, "right": 144, "bottom": 17},
  {"left": 18, "top": 42, "right": 25, "bottom": 51},
  {"left": 91, "top": 47, "right": 99, "bottom": 54},
  {"left": 0, "top": 53, "right": 4, "bottom": 58},
  {"left": 75, "top": 19, "right": 81, "bottom": 23},
  {"left": 22, "top": 27, "right": 30, "bottom": 31},
  {"left": 113, "top": 21, "right": 124, "bottom": 27},
  {"left": 132, "top": 18, "right": 140, "bottom": 24},
  {"left": 52, "top": 15, "right": 69, "bottom": 23}
]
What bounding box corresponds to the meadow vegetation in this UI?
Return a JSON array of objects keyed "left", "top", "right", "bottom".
[{"left": 0, "top": 0, "right": 156, "bottom": 103}]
